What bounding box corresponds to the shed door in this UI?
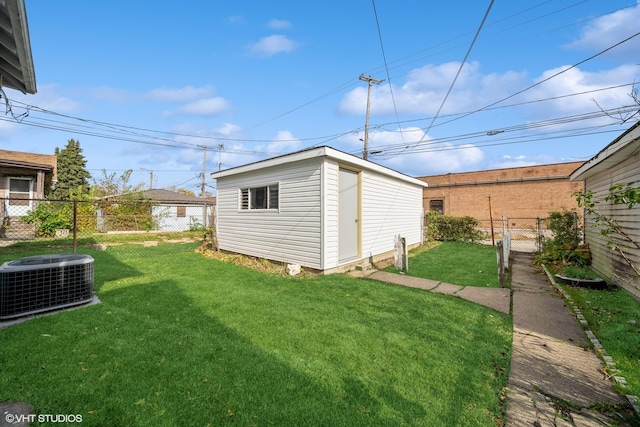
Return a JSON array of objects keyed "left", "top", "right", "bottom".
[{"left": 338, "top": 168, "right": 359, "bottom": 262}]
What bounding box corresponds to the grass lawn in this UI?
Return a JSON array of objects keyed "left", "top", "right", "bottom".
[
  {"left": 0, "top": 243, "right": 512, "bottom": 426},
  {"left": 560, "top": 284, "right": 640, "bottom": 398},
  {"left": 386, "top": 242, "right": 501, "bottom": 288}
]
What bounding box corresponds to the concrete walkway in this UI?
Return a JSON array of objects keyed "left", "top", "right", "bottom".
[
  {"left": 350, "top": 253, "right": 637, "bottom": 426},
  {"left": 506, "top": 252, "right": 633, "bottom": 426},
  {"left": 348, "top": 269, "right": 511, "bottom": 314}
]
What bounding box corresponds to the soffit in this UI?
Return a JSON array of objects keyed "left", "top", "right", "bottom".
[{"left": 0, "top": 0, "right": 36, "bottom": 94}]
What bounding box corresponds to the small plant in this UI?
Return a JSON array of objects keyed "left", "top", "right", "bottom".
[
  {"left": 22, "top": 202, "right": 71, "bottom": 237},
  {"left": 535, "top": 210, "right": 589, "bottom": 269},
  {"left": 188, "top": 217, "right": 205, "bottom": 231}
]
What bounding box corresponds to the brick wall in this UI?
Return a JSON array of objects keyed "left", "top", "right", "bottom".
[
  {"left": 0, "top": 149, "right": 57, "bottom": 199},
  {"left": 418, "top": 162, "right": 585, "bottom": 224},
  {"left": 0, "top": 149, "right": 57, "bottom": 179}
]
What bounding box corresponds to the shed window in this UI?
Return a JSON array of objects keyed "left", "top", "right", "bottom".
[
  {"left": 240, "top": 184, "right": 279, "bottom": 210},
  {"left": 177, "top": 206, "right": 186, "bottom": 217},
  {"left": 429, "top": 199, "right": 444, "bottom": 214}
]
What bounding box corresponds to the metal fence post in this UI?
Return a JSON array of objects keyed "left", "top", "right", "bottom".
[
  {"left": 536, "top": 217, "right": 542, "bottom": 252},
  {"left": 73, "top": 200, "right": 78, "bottom": 254}
]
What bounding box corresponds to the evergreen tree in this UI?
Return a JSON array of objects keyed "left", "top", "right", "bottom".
[{"left": 53, "top": 139, "right": 92, "bottom": 199}]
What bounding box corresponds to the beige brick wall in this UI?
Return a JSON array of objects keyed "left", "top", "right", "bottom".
[
  {"left": 418, "top": 162, "right": 585, "bottom": 224},
  {"left": 0, "top": 149, "right": 57, "bottom": 180},
  {"left": 0, "top": 149, "right": 57, "bottom": 199}
]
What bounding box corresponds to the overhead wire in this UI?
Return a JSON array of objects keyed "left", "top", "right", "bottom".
[
  {"left": 0, "top": 2, "right": 636, "bottom": 182},
  {"left": 420, "top": 0, "right": 495, "bottom": 141},
  {"left": 369, "top": 0, "right": 406, "bottom": 148},
  {"left": 421, "top": 30, "right": 640, "bottom": 133}
]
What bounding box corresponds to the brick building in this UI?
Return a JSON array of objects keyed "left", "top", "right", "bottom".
[
  {"left": 0, "top": 149, "right": 57, "bottom": 201},
  {"left": 1, "top": 149, "right": 57, "bottom": 237},
  {"left": 417, "top": 161, "right": 585, "bottom": 227}
]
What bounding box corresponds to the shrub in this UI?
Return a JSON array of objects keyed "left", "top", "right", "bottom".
[
  {"left": 535, "top": 210, "right": 590, "bottom": 269},
  {"left": 22, "top": 202, "right": 71, "bottom": 237},
  {"left": 426, "top": 211, "right": 484, "bottom": 243}
]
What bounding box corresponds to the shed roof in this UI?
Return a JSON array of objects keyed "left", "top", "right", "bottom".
[
  {"left": 0, "top": 0, "right": 36, "bottom": 94},
  {"left": 210, "top": 146, "right": 428, "bottom": 188},
  {"left": 138, "top": 189, "right": 216, "bottom": 205},
  {"left": 570, "top": 121, "right": 640, "bottom": 181}
]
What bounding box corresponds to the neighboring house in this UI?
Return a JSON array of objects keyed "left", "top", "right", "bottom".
[
  {"left": 417, "top": 162, "right": 585, "bottom": 226},
  {"left": 570, "top": 122, "right": 640, "bottom": 298},
  {"left": 210, "top": 146, "right": 428, "bottom": 274},
  {"left": 97, "top": 189, "right": 216, "bottom": 232},
  {"left": 140, "top": 189, "right": 215, "bottom": 232},
  {"left": 0, "top": 149, "right": 56, "bottom": 237}
]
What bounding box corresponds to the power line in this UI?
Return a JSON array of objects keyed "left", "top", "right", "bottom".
[{"left": 422, "top": 0, "right": 495, "bottom": 139}]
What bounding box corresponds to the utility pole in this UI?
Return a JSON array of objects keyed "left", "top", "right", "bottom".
[
  {"left": 217, "top": 143, "right": 224, "bottom": 171},
  {"left": 359, "top": 74, "right": 383, "bottom": 160},
  {"left": 199, "top": 145, "right": 207, "bottom": 197},
  {"left": 141, "top": 168, "right": 153, "bottom": 189}
]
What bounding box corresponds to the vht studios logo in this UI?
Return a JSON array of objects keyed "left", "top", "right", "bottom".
[{"left": 5, "top": 413, "right": 83, "bottom": 424}]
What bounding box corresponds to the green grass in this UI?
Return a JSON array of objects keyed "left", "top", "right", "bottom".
[
  {"left": 560, "top": 284, "right": 640, "bottom": 397},
  {"left": 387, "top": 242, "right": 501, "bottom": 288},
  {"left": 0, "top": 244, "right": 512, "bottom": 426}
]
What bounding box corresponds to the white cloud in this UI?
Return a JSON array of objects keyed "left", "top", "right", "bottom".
[
  {"left": 247, "top": 35, "right": 298, "bottom": 57},
  {"left": 256, "top": 130, "right": 301, "bottom": 154},
  {"left": 381, "top": 144, "right": 485, "bottom": 176},
  {"left": 20, "top": 84, "right": 79, "bottom": 112},
  {"left": 338, "top": 62, "right": 527, "bottom": 116},
  {"left": 566, "top": 3, "right": 640, "bottom": 58},
  {"left": 522, "top": 65, "right": 637, "bottom": 123},
  {"left": 215, "top": 122, "right": 242, "bottom": 136},
  {"left": 173, "top": 97, "right": 230, "bottom": 116},
  {"left": 349, "top": 127, "right": 484, "bottom": 176},
  {"left": 87, "top": 86, "right": 131, "bottom": 103},
  {"left": 228, "top": 15, "right": 245, "bottom": 25},
  {"left": 268, "top": 19, "right": 291, "bottom": 30},
  {"left": 146, "top": 85, "right": 216, "bottom": 102}
]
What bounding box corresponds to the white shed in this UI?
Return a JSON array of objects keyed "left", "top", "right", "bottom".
[
  {"left": 210, "top": 146, "right": 428, "bottom": 273},
  {"left": 570, "top": 122, "right": 640, "bottom": 298}
]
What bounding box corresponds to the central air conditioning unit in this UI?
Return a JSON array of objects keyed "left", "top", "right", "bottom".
[{"left": 0, "top": 254, "right": 94, "bottom": 320}]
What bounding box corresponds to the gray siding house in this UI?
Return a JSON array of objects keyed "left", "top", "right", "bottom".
[
  {"left": 571, "top": 122, "right": 640, "bottom": 298},
  {"left": 210, "top": 146, "right": 428, "bottom": 273}
]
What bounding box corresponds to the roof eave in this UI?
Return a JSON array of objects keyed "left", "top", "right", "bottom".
[
  {"left": 570, "top": 122, "right": 640, "bottom": 181},
  {"left": 1, "top": 0, "right": 36, "bottom": 94},
  {"left": 210, "top": 146, "right": 428, "bottom": 188}
]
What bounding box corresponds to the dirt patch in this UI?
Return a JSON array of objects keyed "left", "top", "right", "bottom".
[{"left": 197, "top": 246, "right": 317, "bottom": 278}]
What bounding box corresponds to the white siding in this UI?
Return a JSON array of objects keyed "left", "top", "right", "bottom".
[
  {"left": 322, "top": 161, "right": 339, "bottom": 269},
  {"left": 584, "top": 154, "right": 640, "bottom": 296},
  {"left": 360, "top": 169, "right": 423, "bottom": 259},
  {"left": 216, "top": 158, "right": 324, "bottom": 269},
  {"left": 153, "top": 205, "right": 211, "bottom": 232}
]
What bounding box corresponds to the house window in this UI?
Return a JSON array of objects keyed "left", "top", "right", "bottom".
[
  {"left": 9, "top": 178, "right": 31, "bottom": 206},
  {"left": 177, "top": 206, "right": 186, "bottom": 217},
  {"left": 240, "top": 184, "right": 279, "bottom": 210},
  {"left": 429, "top": 199, "right": 444, "bottom": 214}
]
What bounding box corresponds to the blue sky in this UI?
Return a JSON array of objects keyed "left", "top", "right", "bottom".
[{"left": 2, "top": 1, "right": 640, "bottom": 194}]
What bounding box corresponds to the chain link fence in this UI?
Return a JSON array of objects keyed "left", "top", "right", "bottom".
[
  {"left": 476, "top": 216, "right": 554, "bottom": 253},
  {"left": 1, "top": 197, "right": 214, "bottom": 258}
]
